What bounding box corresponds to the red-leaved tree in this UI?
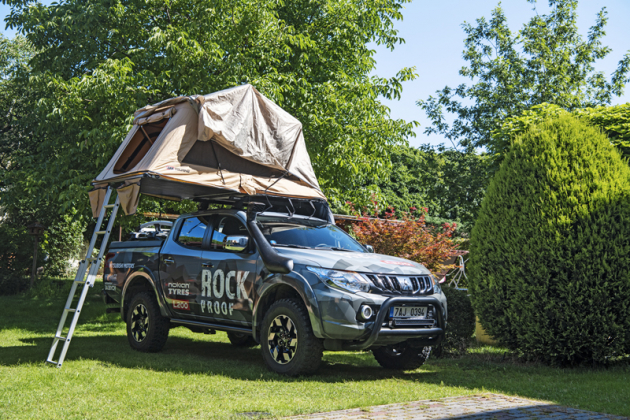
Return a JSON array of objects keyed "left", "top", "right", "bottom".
[{"left": 344, "top": 203, "right": 459, "bottom": 273}]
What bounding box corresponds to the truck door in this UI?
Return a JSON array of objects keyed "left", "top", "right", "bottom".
[
  {"left": 199, "top": 215, "right": 259, "bottom": 325},
  {"left": 160, "top": 215, "right": 212, "bottom": 318}
]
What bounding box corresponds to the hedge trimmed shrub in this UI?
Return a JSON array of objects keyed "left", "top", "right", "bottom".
[
  {"left": 433, "top": 287, "right": 476, "bottom": 357},
  {"left": 469, "top": 115, "right": 630, "bottom": 365}
]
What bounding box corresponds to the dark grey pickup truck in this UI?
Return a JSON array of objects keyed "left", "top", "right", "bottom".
[{"left": 102, "top": 203, "right": 447, "bottom": 376}]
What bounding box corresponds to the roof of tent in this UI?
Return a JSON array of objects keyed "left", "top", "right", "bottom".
[{"left": 91, "top": 84, "right": 325, "bottom": 216}]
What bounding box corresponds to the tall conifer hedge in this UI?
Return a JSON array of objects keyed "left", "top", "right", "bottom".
[{"left": 469, "top": 115, "right": 630, "bottom": 365}]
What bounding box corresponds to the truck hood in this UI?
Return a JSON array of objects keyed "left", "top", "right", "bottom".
[{"left": 274, "top": 248, "right": 432, "bottom": 276}]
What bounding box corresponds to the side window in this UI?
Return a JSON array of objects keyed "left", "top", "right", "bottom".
[
  {"left": 177, "top": 216, "right": 210, "bottom": 248},
  {"left": 211, "top": 216, "right": 249, "bottom": 252}
]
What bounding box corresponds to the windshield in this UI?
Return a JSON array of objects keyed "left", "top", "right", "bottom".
[{"left": 257, "top": 216, "right": 366, "bottom": 252}]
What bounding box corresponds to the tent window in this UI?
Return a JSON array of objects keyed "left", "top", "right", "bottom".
[
  {"left": 182, "top": 140, "right": 287, "bottom": 179},
  {"left": 114, "top": 119, "right": 169, "bottom": 174}
]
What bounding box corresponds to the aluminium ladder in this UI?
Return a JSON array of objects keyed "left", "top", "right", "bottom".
[{"left": 46, "top": 187, "right": 120, "bottom": 368}]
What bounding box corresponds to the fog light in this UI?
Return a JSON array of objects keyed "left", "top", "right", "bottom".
[{"left": 358, "top": 305, "right": 373, "bottom": 321}]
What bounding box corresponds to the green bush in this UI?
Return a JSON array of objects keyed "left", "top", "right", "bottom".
[
  {"left": 42, "top": 215, "right": 84, "bottom": 277},
  {"left": 494, "top": 103, "right": 630, "bottom": 166},
  {"left": 434, "top": 286, "right": 476, "bottom": 357},
  {"left": 469, "top": 115, "right": 630, "bottom": 365},
  {"left": 0, "top": 214, "right": 84, "bottom": 295},
  {"left": 0, "top": 224, "right": 35, "bottom": 295}
]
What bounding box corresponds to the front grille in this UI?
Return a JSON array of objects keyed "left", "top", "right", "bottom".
[{"left": 363, "top": 274, "right": 433, "bottom": 295}]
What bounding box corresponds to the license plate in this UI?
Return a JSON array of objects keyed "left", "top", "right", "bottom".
[{"left": 389, "top": 306, "right": 427, "bottom": 318}]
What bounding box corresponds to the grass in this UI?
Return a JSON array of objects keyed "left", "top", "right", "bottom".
[{"left": 0, "top": 278, "right": 629, "bottom": 419}]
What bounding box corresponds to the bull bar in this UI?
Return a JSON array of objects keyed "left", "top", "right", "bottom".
[{"left": 342, "top": 296, "right": 445, "bottom": 350}]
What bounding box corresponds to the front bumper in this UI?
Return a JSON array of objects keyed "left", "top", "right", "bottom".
[{"left": 342, "top": 296, "right": 445, "bottom": 350}]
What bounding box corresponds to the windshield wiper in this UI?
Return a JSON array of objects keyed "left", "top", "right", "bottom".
[
  {"left": 314, "top": 246, "right": 354, "bottom": 252},
  {"left": 271, "top": 243, "right": 311, "bottom": 249}
]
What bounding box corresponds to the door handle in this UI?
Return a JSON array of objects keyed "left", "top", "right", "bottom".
[
  {"left": 202, "top": 262, "right": 214, "bottom": 268},
  {"left": 163, "top": 258, "right": 175, "bottom": 265}
]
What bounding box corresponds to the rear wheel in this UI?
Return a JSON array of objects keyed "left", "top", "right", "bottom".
[
  {"left": 372, "top": 343, "right": 431, "bottom": 370},
  {"left": 227, "top": 331, "right": 258, "bottom": 347},
  {"left": 260, "top": 298, "right": 323, "bottom": 376},
  {"left": 126, "top": 292, "right": 170, "bottom": 353}
]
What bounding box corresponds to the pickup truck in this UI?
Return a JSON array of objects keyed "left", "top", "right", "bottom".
[{"left": 102, "top": 203, "right": 447, "bottom": 376}]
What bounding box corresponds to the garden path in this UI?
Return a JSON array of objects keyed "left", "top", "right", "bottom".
[{"left": 287, "top": 393, "right": 627, "bottom": 419}]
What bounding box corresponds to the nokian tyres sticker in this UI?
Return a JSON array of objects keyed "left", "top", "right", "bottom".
[{"left": 167, "top": 282, "right": 190, "bottom": 296}]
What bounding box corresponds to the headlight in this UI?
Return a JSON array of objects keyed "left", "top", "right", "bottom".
[
  {"left": 307, "top": 267, "right": 370, "bottom": 293},
  {"left": 430, "top": 274, "right": 443, "bottom": 294}
]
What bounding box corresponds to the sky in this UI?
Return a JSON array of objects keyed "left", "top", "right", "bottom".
[{"left": 2, "top": 0, "right": 630, "bottom": 148}]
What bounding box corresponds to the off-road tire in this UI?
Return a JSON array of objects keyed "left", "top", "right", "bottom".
[
  {"left": 372, "top": 343, "right": 431, "bottom": 370},
  {"left": 260, "top": 298, "right": 323, "bottom": 376},
  {"left": 227, "top": 331, "right": 258, "bottom": 347},
  {"left": 126, "top": 291, "right": 170, "bottom": 353}
]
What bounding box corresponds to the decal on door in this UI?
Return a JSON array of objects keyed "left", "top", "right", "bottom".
[
  {"left": 167, "top": 282, "right": 190, "bottom": 296},
  {"left": 172, "top": 299, "right": 190, "bottom": 310},
  {"left": 200, "top": 269, "right": 249, "bottom": 316}
]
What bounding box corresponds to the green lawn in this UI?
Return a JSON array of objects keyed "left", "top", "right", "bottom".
[{"left": 1, "top": 279, "right": 629, "bottom": 419}]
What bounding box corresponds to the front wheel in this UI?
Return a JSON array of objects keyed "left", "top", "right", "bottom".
[
  {"left": 372, "top": 343, "right": 431, "bottom": 370},
  {"left": 260, "top": 298, "right": 323, "bottom": 376},
  {"left": 126, "top": 291, "right": 170, "bottom": 353}
]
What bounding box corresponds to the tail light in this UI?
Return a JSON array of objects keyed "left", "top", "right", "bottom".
[{"left": 104, "top": 252, "right": 116, "bottom": 273}]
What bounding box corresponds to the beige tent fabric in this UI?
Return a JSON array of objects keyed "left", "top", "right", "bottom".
[
  {"left": 93, "top": 84, "right": 325, "bottom": 202},
  {"left": 133, "top": 96, "right": 190, "bottom": 121},
  {"left": 88, "top": 188, "right": 107, "bottom": 218},
  {"left": 117, "top": 182, "right": 141, "bottom": 215},
  {"left": 197, "top": 85, "right": 319, "bottom": 189},
  {"left": 134, "top": 107, "right": 177, "bottom": 126}
]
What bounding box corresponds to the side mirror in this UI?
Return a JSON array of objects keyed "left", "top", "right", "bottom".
[
  {"left": 225, "top": 235, "right": 249, "bottom": 252},
  {"left": 364, "top": 244, "right": 374, "bottom": 253}
]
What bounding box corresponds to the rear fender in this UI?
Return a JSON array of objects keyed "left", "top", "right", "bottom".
[
  {"left": 121, "top": 268, "right": 169, "bottom": 319},
  {"left": 252, "top": 272, "right": 323, "bottom": 341}
]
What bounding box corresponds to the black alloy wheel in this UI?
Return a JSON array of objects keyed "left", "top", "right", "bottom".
[
  {"left": 260, "top": 298, "right": 323, "bottom": 376},
  {"left": 267, "top": 315, "right": 298, "bottom": 364},
  {"left": 126, "top": 291, "right": 170, "bottom": 353},
  {"left": 130, "top": 303, "right": 150, "bottom": 342}
]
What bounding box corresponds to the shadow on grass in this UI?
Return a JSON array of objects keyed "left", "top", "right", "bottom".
[
  {"left": 1, "top": 294, "right": 630, "bottom": 418},
  {"left": 0, "top": 333, "right": 441, "bottom": 383}
]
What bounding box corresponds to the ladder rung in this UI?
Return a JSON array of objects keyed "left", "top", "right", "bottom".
[{"left": 47, "top": 187, "right": 119, "bottom": 369}]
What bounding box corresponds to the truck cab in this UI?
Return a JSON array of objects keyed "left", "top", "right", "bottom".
[{"left": 103, "top": 205, "right": 447, "bottom": 376}]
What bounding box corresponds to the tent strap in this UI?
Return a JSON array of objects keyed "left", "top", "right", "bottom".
[
  {"left": 209, "top": 140, "right": 225, "bottom": 185},
  {"left": 264, "top": 170, "right": 290, "bottom": 195}
]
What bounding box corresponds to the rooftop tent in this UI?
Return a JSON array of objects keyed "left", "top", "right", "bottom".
[{"left": 91, "top": 84, "right": 326, "bottom": 217}]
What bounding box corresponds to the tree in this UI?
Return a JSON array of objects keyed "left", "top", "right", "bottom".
[
  {"left": 494, "top": 102, "right": 630, "bottom": 160},
  {"left": 418, "top": 0, "right": 630, "bottom": 161},
  {"left": 2, "top": 0, "right": 417, "bottom": 215},
  {"left": 469, "top": 115, "right": 630, "bottom": 365},
  {"left": 0, "top": 34, "right": 35, "bottom": 188},
  {"left": 377, "top": 144, "right": 490, "bottom": 229}
]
